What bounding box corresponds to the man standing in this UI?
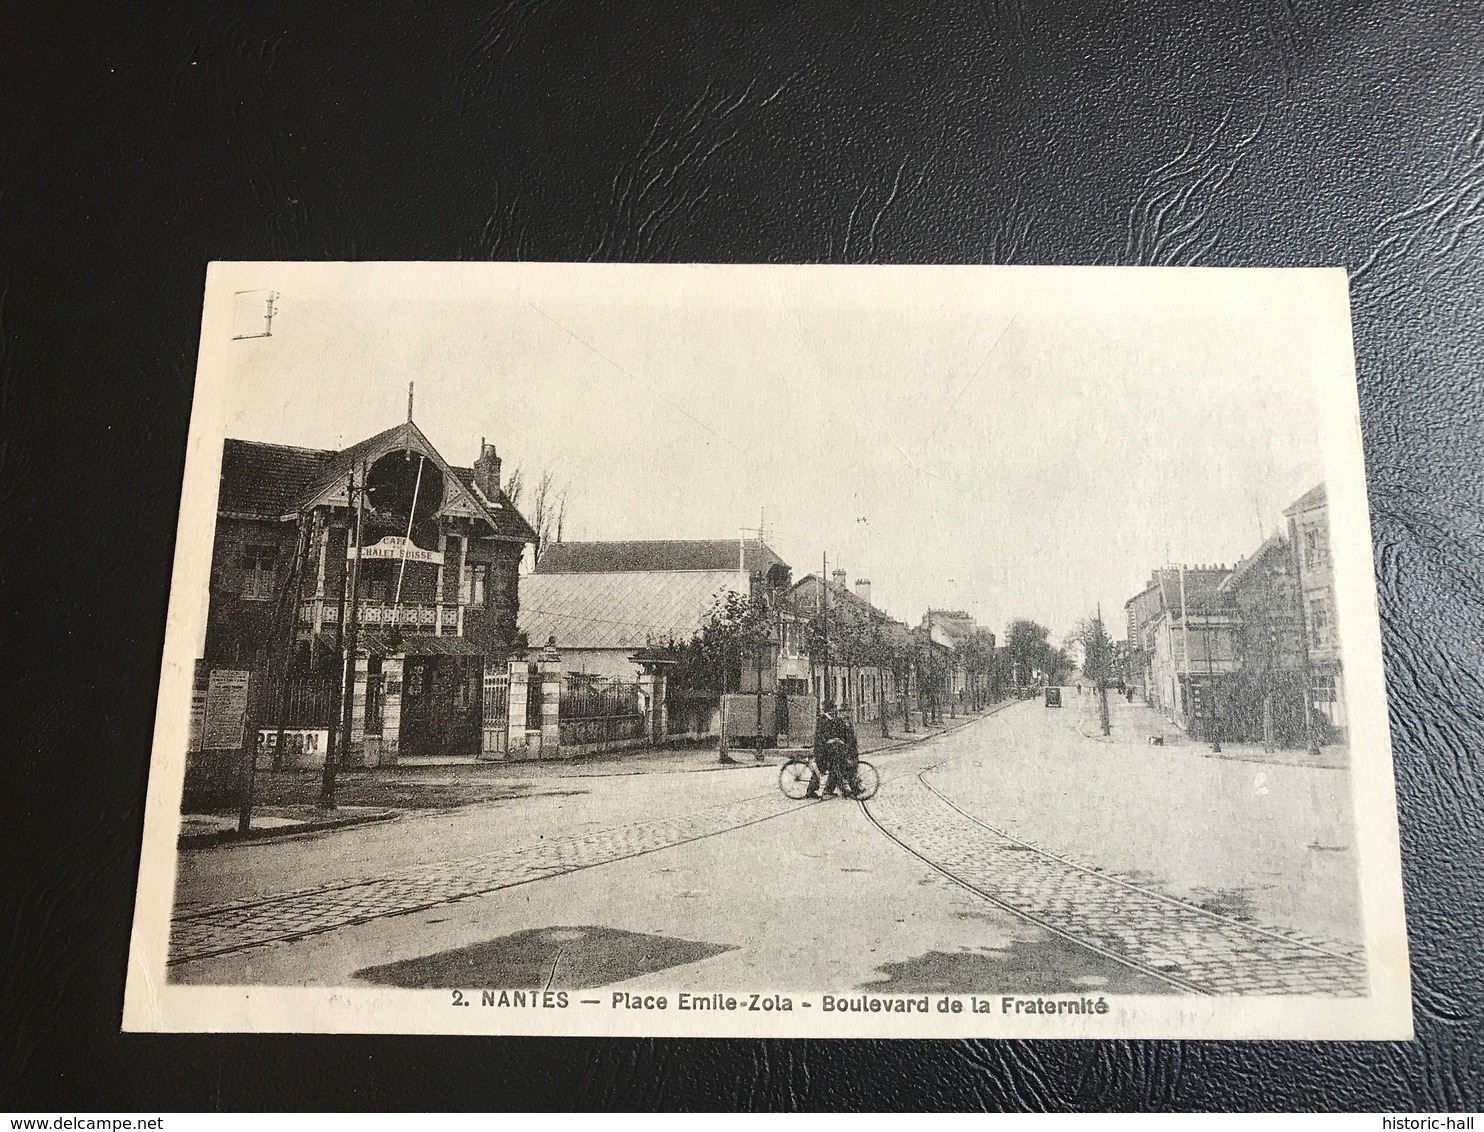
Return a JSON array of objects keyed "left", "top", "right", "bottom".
[{"left": 807, "top": 701, "right": 862, "bottom": 799}]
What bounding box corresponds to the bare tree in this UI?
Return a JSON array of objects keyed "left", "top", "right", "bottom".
[
  {"left": 503, "top": 465, "right": 572, "bottom": 564},
  {"left": 503, "top": 466, "right": 525, "bottom": 509}
]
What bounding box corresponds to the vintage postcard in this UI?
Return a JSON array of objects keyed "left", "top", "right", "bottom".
[{"left": 123, "top": 262, "right": 1411, "bottom": 1038}]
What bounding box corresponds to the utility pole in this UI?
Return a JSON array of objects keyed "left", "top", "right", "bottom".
[
  {"left": 320, "top": 466, "right": 365, "bottom": 808},
  {"left": 271, "top": 515, "right": 314, "bottom": 770},
  {"left": 1199, "top": 588, "right": 1222, "bottom": 754},
  {"left": 237, "top": 643, "right": 269, "bottom": 834},
  {"left": 821, "top": 552, "right": 831, "bottom": 710},
  {"left": 754, "top": 610, "right": 764, "bottom": 761},
  {"left": 1179, "top": 563, "right": 1191, "bottom": 732},
  {"left": 1096, "top": 603, "right": 1111, "bottom": 737}
]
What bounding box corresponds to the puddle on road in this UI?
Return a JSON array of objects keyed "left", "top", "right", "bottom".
[
  {"left": 1186, "top": 886, "right": 1259, "bottom": 921},
  {"left": 353, "top": 925, "right": 734, "bottom": 989},
  {"left": 862, "top": 934, "right": 1177, "bottom": 996}
]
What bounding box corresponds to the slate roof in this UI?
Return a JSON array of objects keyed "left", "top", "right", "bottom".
[
  {"left": 284, "top": 423, "right": 416, "bottom": 516},
  {"left": 518, "top": 570, "right": 747, "bottom": 651},
  {"left": 216, "top": 427, "right": 536, "bottom": 543},
  {"left": 1218, "top": 534, "right": 1289, "bottom": 594},
  {"left": 447, "top": 467, "right": 538, "bottom": 543},
  {"left": 1153, "top": 567, "right": 1234, "bottom": 617},
  {"left": 535, "top": 539, "right": 787, "bottom": 575},
  {"left": 218, "top": 439, "right": 335, "bottom": 518},
  {"left": 1283, "top": 482, "right": 1327, "bottom": 516},
  {"left": 789, "top": 574, "right": 913, "bottom": 646}
]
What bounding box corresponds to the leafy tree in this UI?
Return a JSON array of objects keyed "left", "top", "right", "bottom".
[
  {"left": 1004, "top": 617, "right": 1075, "bottom": 688},
  {"left": 1072, "top": 613, "right": 1114, "bottom": 734},
  {"left": 662, "top": 590, "right": 772, "bottom": 693}
]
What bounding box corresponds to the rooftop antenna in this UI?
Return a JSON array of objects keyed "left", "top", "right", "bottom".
[
  {"left": 231, "top": 290, "right": 277, "bottom": 340},
  {"left": 404, "top": 381, "right": 416, "bottom": 462}
]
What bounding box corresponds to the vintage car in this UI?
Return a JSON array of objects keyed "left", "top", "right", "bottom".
[{"left": 1044, "top": 686, "right": 1062, "bottom": 708}]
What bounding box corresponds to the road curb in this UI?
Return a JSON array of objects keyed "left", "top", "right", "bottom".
[{"left": 178, "top": 809, "right": 400, "bottom": 850}]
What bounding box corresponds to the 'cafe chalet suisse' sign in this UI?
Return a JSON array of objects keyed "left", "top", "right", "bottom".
[{"left": 347, "top": 535, "right": 444, "bottom": 565}]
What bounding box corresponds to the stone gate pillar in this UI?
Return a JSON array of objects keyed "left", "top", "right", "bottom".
[
  {"left": 349, "top": 653, "right": 371, "bottom": 766},
  {"left": 638, "top": 669, "right": 667, "bottom": 743},
  {"left": 381, "top": 655, "right": 403, "bottom": 765},
  {"left": 539, "top": 637, "right": 562, "bottom": 756},
  {"left": 507, "top": 658, "right": 531, "bottom": 758}
]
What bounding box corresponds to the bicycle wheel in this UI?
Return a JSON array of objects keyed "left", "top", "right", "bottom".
[
  {"left": 854, "top": 760, "right": 880, "bottom": 801},
  {"left": 779, "top": 758, "right": 816, "bottom": 800}
]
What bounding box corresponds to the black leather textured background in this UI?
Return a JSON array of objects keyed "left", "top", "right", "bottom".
[{"left": 2, "top": 0, "right": 1481, "bottom": 1112}]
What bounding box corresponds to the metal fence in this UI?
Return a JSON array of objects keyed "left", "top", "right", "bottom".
[
  {"left": 559, "top": 673, "right": 645, "bottom": 750},
  {"left": 278, "top": 675, "right": 335, "bottom": 728},
  {"left": 481, "top": 667, "right": 510, "bottom": 758}
]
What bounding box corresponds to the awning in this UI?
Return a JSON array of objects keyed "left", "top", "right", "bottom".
[{"left": 359, "top": 631, "right": 486, "bottom": 659}]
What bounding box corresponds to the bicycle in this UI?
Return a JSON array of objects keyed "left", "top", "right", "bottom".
[{"left": 778, "top": 739, "right": 880, "bottom": 801}]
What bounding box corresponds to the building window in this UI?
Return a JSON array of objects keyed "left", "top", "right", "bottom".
[
  {"left": 1304, "top": 526, "right": 1330, "bottom": 569},
  {"left": 240, "top": 543, "right": 278, "bottom": 600},
  {"left": 461, "top": 562, "right": 487, "bottom": 605},
  {"left": 1309, "top": 597, "right": 1329, "bottom": 646},
  {"left": 1310, "top": 674, "right": 1336, "bottom": 703}
]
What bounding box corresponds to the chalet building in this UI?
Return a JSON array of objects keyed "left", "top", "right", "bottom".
[
  {"left": 202, "top": 420, "right": 535, "bottom": 764},
  {"left": 518, "top": 538, "right": 792, "bottom": 682},
  {"left": 1285, "top": 483, "right": 1347, "bottom": 740}
]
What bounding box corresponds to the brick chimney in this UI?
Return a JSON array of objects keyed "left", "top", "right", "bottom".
[
  {"left": 473, "top": 438, "right": 502, "bottom": 500},
  {"left": 854, "top": 578, "right": 872, "bottom": 607},
  {"left": 831, "top": 568, "right": 847, "bottom": 590}
]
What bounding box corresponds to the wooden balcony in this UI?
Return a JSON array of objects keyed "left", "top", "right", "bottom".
[{"left": 300, "top": 599, "right": 464, "bottom": 635}]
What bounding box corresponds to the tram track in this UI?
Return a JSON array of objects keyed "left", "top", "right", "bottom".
[
  {"left": 856, "top": 796, "right": 1210, "bottom": 995},
  {"left": 855, "top": 725, "right": 1368, "bottom": 997}
]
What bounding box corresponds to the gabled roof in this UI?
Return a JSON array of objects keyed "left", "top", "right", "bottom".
[
  {"left": 1152, "top": 567, "right": 1233, "bottom": 618},
  {"left": 219, "top": 439, "right": 336, "bottom": 518},
  {"left": 286, "top": 422, "right": 416, "bottom": 515},
  {"left": 447, "top": 466, "right": 538, "bottom": 543},
  {"left": 923, "top": 609, "right": 977, "bottom": 646},
  {"left": 789, "top": 574, "right": 911, "bottom": 643},
  {"left": 1218, "top": 534, "right": 1289, "bottom": 594},
  {"left": 217, "top": 422, "right": 536, "bottom": 543},
  {"left": 518, "top": 570, "right": 746, "bottom": 651},
  {"left": 1283, "top": 482, "right": 1327, "bottom": 516},
  {"left": 535, "top": 539, "right": 787, "bottom": 575}
]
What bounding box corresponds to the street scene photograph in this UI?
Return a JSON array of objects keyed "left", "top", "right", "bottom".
[{"left": 124, "top": 262, "right": 1409, "bottom": 1038}]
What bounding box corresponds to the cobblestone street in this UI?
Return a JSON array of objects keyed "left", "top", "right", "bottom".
[
  {"left": 169, "top": 703, "right": 1370, "bottom": 997},
  {"left": 864, "top": 776, "right": 1365, "bottom": 996},
  {"left": 170, "top": 789, "right": 806, "bottom": 964}
]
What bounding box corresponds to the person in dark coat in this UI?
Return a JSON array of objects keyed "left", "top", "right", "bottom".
[{"left": 807, "top": 701, "right": 862, "bottom": 798}]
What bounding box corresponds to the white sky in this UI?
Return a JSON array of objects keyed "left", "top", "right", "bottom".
[{"left": 214, "top": 263, "right": 1349, "bottom": 643}]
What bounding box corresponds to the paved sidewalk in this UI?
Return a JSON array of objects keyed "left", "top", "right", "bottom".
[
  {"left": 188, "top": 707, "right": 999, "bottom": 830},
  {"left": 1069, "top": 691, "right": 1350, "bottom": 770},
  {"left": 178, "top": 805, "right": 398, "bottom": 848}
]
